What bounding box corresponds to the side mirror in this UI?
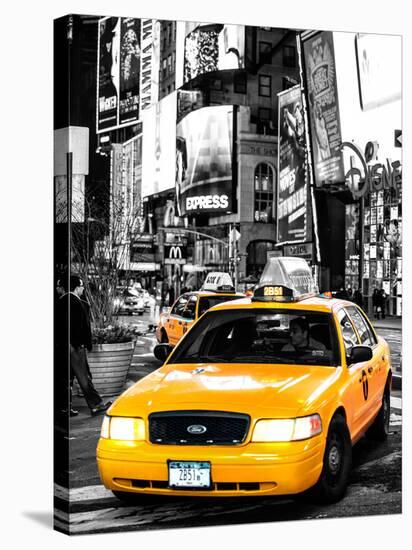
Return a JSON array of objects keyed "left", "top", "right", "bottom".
[
  {"left": 349, "top": 345, "right": 373, "bottom": 365},
  {"left": 153, "top": 343, "right": 173, "bottom": 363}
]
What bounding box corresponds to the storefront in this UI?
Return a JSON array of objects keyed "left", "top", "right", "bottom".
[{"left": 344, "top": 185, "right": 402, "bottom": 316}]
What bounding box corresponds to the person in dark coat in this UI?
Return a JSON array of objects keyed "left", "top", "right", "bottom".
[
  {"left": 56, "top": 275, "right": 111, "bottom": 416},
  {"left": 378, "top": 288, "right": 387, "bottom": 319},
  {"left": 372, "top": 288, "right": 380, "bottom": 318}
]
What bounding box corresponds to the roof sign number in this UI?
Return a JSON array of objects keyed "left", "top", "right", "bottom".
[{"left": 253, "top": 257, "right": 318, "bottom": 302}]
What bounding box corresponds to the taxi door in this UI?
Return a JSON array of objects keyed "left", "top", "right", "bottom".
[
  {"left": 345, "top": 305, "right": 386, "bottom": 423},
  {"left": 165, "top": 295, "right": 189, "bottom": 346},
  {"left": 336, "top": 308, "right": 371, "bottom": 439}
]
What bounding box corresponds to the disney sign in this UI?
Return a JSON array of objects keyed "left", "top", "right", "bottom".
[{"left": 341, "top": 141, "right": 401, "bottom": 199}]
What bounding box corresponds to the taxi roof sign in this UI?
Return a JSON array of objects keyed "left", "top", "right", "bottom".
[
  {"left": 201, "top": 272, "right": 235, "bottom": 293},
  {"left": 254, "top": 257, "right": 318, "bottom": 302}
]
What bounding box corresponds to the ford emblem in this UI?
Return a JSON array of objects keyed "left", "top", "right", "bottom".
[{"left": 187, "top": 424, "right": 207, "bottom": 434}]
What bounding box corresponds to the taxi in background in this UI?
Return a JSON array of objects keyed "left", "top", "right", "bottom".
[
  {"left": 155, "top": 272, "right": 244, "bottom": 346},
  {"left": 97, "top": 257, "right": 392, "bottom": 504}
]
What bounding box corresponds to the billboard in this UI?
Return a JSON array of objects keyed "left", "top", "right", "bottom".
[
  {"left": 140, "top": 19, "right": 160, "bottom": 112},
  {"left": 176, "top": 105, "right": 235, "bottom": 216},
  {"left": 303, "top": 31, "right": 345, "bottom": 186},
  {"left": 277, "top": 85, "right": 308, "bottom": 243},
  {"left": 141, "top": 91, "right": 177, "bottom": 197},
  {"left": 97, "top": 17, "right": 141, "bottom": 133},
  {"left": 184, "top": 23, "right": 245, "bottom": 83}
]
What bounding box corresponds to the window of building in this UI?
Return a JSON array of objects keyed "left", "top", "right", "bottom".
[
  {"left": 254, "top": 163, "right": 274, "bottom": 222},
  {"left": 283, "top": 45, "right": 296, "bottom": 68},
  {"left": 234, "top": 71, "right": 247, "bottom": 94},
  {"left": 258, "top": 75, "right": 271, "bottom": 97},
  {"left": 259, "top": 41, "right": 272, "bottom": 64},
  {"left": 256, "top": 108, "right": 273, "bottom": 135},
  {"left": 162, "top": 58, "right": 167, "bottom": 78},
  {"left": 246, "top": 240, "right": 276, "bottom": 278},
  {"left": 167, "top": 54, "right": 172, "bottom": 73}
]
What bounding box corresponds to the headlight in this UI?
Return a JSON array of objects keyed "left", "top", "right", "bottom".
[
  {"left": 100, "top": 416, "right": 145, "bottom": 441},
  {"left": 252, "top": 414, "right": 322, "bottom": 442}
]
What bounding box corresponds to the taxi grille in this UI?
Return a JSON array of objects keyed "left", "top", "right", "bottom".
[{"left": 149, "top": 411, "right": 250, "bottom": 445}]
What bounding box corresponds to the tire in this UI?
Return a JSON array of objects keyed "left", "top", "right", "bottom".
[
  {"left": 160, "top": 330, "right": 169, "bottom": 344},
  {"left": 366, "top": 385, "right": 390, "bottom": 441},
  {"left": 309, "top": 415, "right": 352, "bottom": 504}
]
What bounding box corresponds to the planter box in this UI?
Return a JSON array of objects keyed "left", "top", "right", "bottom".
[{"left": 74, "top": 340, "right": 136, "bottom": 398}]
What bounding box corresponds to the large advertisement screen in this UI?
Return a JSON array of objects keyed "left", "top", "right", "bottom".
[
  {"left": 303, "top": 31, "right": 345, "bottom": 187},
  {"left": 141, "top": 92, "right": 177, "bottom": 198},
  {"left": 176, "top": 105, "right": 234, "bottom": 216},
  {"left": 97, "top": 17, "right": 141, "bottom": 133},
  {"left": 277, "top": 86, "right": 308, "bottom": 243},
  {"left": 184, "top": 24, "right": 245, "bottom": 83}
]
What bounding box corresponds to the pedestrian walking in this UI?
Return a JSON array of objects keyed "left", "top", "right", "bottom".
[
  {"left": 379, "top": 288, "right": 387, "bottom": 319},
  {"left": 56, "top": 275, "right": 112, "bottom": 417},
  {"left": 372, "top": 288, "right": 380, "bottom": 318}
]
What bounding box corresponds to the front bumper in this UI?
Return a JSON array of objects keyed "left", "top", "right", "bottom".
[{"left": 97, "top": 436, "right": 325, "bottom": 497}]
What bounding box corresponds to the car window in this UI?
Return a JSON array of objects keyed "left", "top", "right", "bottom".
[
  {"left": 198, "top": 295, "right": 240, "bottom": 317},
  {"left": 171, "top": 295, "right": 189, "bottom": 317},
  {"left": 346, "top": 306, "right": 375, "bottom": 346},
  {"left": 184, "top": 295, "right": 198, "bottom": 320},
  {"left": 169, "top": 309, "right": 340, "bottom": 366},
  {"left": 337, "top": 309, "right": 359, "bottom": 355}
]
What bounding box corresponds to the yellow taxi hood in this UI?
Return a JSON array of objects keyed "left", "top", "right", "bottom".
[{"left": 109, "top": 363, "right": 342, "bottom": 418}]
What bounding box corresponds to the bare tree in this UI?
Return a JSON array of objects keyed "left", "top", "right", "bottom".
[{"left": 56, "top": 182, "right": 144, "bottom": 329}]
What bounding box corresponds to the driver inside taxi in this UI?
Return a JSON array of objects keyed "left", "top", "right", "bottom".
[{"left": 282, "top": 317, "right": 326, "bottom": 352}]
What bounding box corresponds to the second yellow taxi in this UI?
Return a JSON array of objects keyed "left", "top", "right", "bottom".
[{"left": 155, "top": 272, "right": 244, "bottom": 347}]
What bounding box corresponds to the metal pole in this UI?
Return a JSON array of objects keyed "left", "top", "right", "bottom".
[{"left": 358, "top": 195, "right": 364, "bottom": 303}]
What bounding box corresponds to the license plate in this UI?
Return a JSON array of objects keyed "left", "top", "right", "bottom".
[{"left": 168, "top": 461, "right": 211, "bottom": 489}]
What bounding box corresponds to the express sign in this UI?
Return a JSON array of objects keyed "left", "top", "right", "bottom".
[{"left": 186, "top": 194, "right": 229, "bottom": 212}]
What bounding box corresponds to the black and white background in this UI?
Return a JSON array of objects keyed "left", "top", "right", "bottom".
[{"left": 2, "top": 0, "right": 410, "bottom": 549}]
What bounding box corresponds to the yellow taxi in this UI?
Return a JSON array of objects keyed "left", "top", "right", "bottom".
[
  {"left": 155, "top": 272, "right": 244, "bottom": 346},
  {"left": 97, "top": 257, "right": 392, "bottom": 504}
]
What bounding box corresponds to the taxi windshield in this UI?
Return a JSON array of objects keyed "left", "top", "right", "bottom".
[
  {"left": 198, "top": 295, "right": 240, "bottom": 317},
  {"left": 169, "top": 309, "right": 340, "bottom": 366}
]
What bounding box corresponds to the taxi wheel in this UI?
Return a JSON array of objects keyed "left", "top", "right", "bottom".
[
  {"left": 366, "top": 386, "right": 390, "bottom": 441},
  {"left": 311, "top": 415, "right": 352, "bottom": 504},
  {"left": 160, "top": 330, "right": 169, "bottom": 343}
]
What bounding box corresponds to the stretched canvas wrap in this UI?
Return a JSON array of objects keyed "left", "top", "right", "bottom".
[{"left": 54, "top": 13, "right": 402, "bottom": 536}]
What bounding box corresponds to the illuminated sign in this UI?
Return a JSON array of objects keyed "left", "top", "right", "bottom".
[
  {"left": 97, "top": 17, "right": 141, "bottom": 133},
  {"left": 177, "top": 106, "right": 235, "bottom": 215},
  {"left": 303, "top": 31, "right": 345, "bottom": 186},
  {"left": 277, "top": 85, "right": 308, "bottom": 244},
  {"left": 259, "top": 256, "right": 318, "bottom": 297},
  {"left": 186, "top": 194, "right": 229, "bottom": 211},
  {"left": 184, "top": 23, "right": 245, "bottom": 83},
  {"left": 341, "top": 141, "right": 402, "bottom": 198}
]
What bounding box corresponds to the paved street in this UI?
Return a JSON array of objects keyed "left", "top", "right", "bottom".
[{"left": 54, "top": 310, "right": 402, "bottom": 535}]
